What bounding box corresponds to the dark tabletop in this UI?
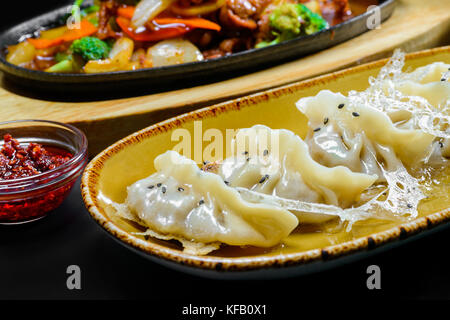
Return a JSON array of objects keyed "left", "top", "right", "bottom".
[
  {"left": 1, "top": 1, "right": 450, "bottom": 303},
  {"left": 1, "top": 178, "right": 450, "bottom": 301}
]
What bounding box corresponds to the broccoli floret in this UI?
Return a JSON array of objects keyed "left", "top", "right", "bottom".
[
  {"left": 297, "top": 4, "right": 328, "bottom": 35},
  {"left": 271, "top": 4, "right": 303, "bottom": 37},
  {"left": 256, "top": 3, "right": 328, "bottom": 48},
  {"left": 70, "top": 37, "right": 110, "bottom": 61}
]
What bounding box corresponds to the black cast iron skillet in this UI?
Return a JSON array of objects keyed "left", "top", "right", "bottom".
[{"left": 0, "top": 0, "right": 395, "bottom": 95}]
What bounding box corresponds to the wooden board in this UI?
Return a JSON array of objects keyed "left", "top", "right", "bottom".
[{"left": 0, "top": 0, "right": 449, "bottom": 155}]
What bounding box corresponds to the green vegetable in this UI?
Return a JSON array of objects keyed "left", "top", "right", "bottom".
[
  {"left": 72, "top": 0, "right": 85, "bottom": 17},
  {"left": 74, "top": 0, "right": 84, "bottom": 7},
  {"left": 81, "top": 5, "right": 100, "bottom": 16},
  {"left": 45, "top": 60, "right": 73, "bottom": 73},
  {"left": 87, "top": 17, "right": 99, "bottom": 27},
  {"left": 119, "top": 0, "right": 141, "bottom": 5},
  {"left": 54, "top": 52, "right": 70, "bottom": 63},
  {"left": 46, "top": 53, "right": 85, "bottom": 73},
  {"left": 72, "top": 0, "right": 100, "bottom": 18},
  {"left": 61, "top": 1, "right": 99, "bottom": 25},
  {"left": 256, "top": 3, "right": 328, "bottom": 48},
  {"left": 70, "top": 37, "right": 111, "bottom": 61},
  {"left": 298, "top": 4, "right": 328, "bottom": 35}
]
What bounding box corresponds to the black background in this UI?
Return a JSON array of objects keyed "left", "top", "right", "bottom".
[
  {"left": 0, "top": 1, "right": 67, "bottom": 33},
  {"left": 1, "top": 0, "right": 450, "bottom": 305}
]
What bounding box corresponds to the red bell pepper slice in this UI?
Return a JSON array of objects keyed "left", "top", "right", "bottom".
[
  {"left": 116, "top": 16, "right": 190, "bottom": 42},
  {"left": 117, "top": 6, "right": 221, "bottom": 32}
]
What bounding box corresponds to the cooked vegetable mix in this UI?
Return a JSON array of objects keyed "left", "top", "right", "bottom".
[
  {"left": 6, "top": 0, "right": 357, "bottom": 73},
  {"left": 256, "top": 3, "right": 328, "bottom": 48}
]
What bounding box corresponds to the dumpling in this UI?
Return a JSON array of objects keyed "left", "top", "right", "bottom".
[
  {"left": 387, "top": 82, "right": 449, "bottom": 158},
  {"left": 395, "top": 62, "right": 450, "bottom": 84},
  {"left": 392, "top": 81, "right": 449, "bottom": 109},
  {"left": 377, "top": 62, "right": 450, "bottom": 158},
  {"left": 296, "top": 90, "right": 436, "bottom": 180},
  {"left": 213, "top": 125, "right": 377, "bottom": 211},
  {"left": 376, "top": 61, "right": 449, "bottom": 128},
  {"left": 117, "top": 151, "right": 299, "bottom": 255}
]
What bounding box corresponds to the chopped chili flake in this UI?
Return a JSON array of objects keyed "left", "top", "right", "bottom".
[{"left": 0, "top": 134, "right": 71, "bottom": 180}]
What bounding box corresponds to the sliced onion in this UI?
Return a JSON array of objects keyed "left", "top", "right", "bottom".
[
  {"left": 148, "top": 38, "right": 203, "bottom": 67},
  {"left": 170, "top": 0, "right": 226, "bottom": 17},
  {"left": 109, "top": 37, "right": 134, "bottom": 60},
  {"left": 131, "top": 0, "right": 177, "bottom": 28},
  {"left": 6, "top": 42, "right": 36, "bottom": 66},
  {"left": 84, "top": 38, "right": 134, "bottom": 73}
]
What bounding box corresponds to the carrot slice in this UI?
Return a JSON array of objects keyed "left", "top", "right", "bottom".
[
  {"left": 154, "top": 17, "right": 221, "bottom": 31},
  {"left": 116, "top": 16, "right": 189, "bottom": 42},
  {"left": 62, "top": 20, "right": 98, "bottom": 42},
  {"left": 117, "top": 6, "right": 135, "bottom": 20},
  {"left": 27, "top": 38, "right": 64, "bottom": 50},
  {"left": 27, "top": 20, "right": 98, "bottom": 49}
]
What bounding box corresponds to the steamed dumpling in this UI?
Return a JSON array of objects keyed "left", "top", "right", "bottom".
[
  {"left": 395, "top": 62, "right": 450, "bottom": 84},
  {"left": 378, "top": 61, "right": 449, "bottom": 128},
  {"left": 378, "top": 62, "right": 450, "bottom": 158},
  {"left": 122, "top": 151, "right": 298, "bottom": 254},
  {"left": 296, "top": 90, "right": 436, "bottom": 181},
  {"left": 393, "top": 81, "right": 449, "bottom": 109},
  {"left": 215, "top": 125, "right": 377, "bottom": 210}
]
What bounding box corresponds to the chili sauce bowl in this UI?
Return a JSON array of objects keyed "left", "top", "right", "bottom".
[{"left": 0, "top": 120, "right": 88, "bottom": 224}]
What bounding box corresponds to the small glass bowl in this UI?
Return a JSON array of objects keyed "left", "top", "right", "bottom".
[{"left": 0, "top": 120, "right": 88, "bottom": 224}]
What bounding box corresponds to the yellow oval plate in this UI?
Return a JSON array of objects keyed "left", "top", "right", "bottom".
[{"left": 81, "top": 46, "right": 450, "bottom": 279}]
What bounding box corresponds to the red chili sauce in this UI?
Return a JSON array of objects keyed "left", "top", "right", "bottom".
[
  {"left": 0, "top": 134, "right": 73, "bottom": 223},
  {"left": 0, "top": 134, "right": 71, "bottom": 179}
]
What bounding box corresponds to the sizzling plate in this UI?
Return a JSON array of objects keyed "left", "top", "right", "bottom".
[{"left": 0, "top": 0, "right": 395, "bottom": 93}]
